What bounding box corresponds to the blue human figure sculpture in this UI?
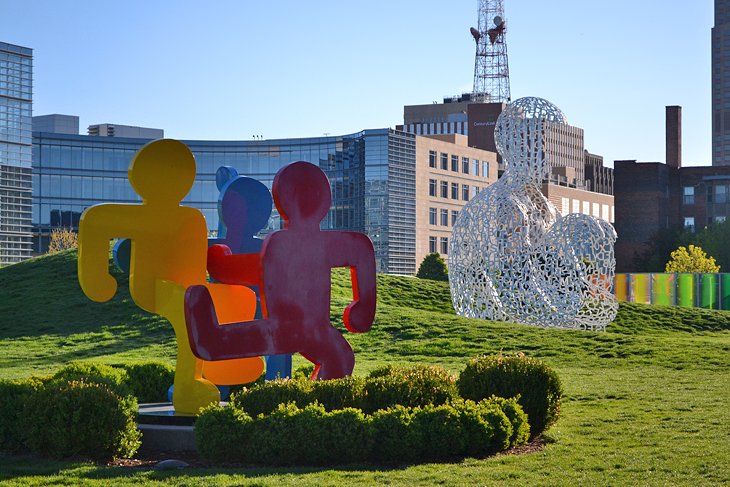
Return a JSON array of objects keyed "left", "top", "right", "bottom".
[{"left": 210, "top": 166, "right": 292, "bottom": 380}]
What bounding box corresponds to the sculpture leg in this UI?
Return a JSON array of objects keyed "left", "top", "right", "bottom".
[
  {"left": 185, "top": 284, "right": 291, "bottom": 361},
  {"left": 155, "top": 280, "right": 219, "bottom": 414},
  {"left": 301, "top": 325, "right": 355, "bottom": 380}
]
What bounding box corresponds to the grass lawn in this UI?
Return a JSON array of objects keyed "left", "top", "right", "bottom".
[{"left": 1, "top": 250, "right": 729, "bottom": 485}]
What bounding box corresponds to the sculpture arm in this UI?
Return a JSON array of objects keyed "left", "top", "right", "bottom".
[
  {"left": 77, "top": 205, "right": 125, "bottom": 302},
  {"left": 207, "top": 244, "right": 261, "bottom": 286},
  {"left": 329, "top": 233, "right": 377, "bottom": 333}
]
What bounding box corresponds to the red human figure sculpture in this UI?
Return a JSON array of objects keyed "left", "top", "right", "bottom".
[{"left": 185, "top": 161, "right": 376, "bottom": 379}]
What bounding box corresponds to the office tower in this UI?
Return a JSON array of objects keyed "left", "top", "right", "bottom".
[
  {"left": 0, "top": 42, "right": 33, "bottom": 265},
  {"left": 713, "top": 0, "right": 730, "bottom": 165}
]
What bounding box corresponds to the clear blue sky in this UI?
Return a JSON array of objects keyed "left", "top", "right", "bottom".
[{"left": 2, "top": 0, "right": 714, "bottom": 167}]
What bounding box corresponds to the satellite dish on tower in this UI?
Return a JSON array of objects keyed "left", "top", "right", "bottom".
[
  {"left": 493, "top": 15, "right": 503, "bottom": 27},
  {"left": 470, "top": 27, "right": 481, "bottom": 42}
]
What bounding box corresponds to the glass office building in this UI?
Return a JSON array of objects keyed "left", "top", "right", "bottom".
[
  {"left": 32, "top": 128, "right": 417, "bottom": 274},
  {"left": 0, "top": 42, "right": 33, "bottom": 266}
]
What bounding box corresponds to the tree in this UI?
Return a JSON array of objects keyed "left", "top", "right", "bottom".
[
  {"left": 696, "top": 220, "right": 730, "bottom": 271},
  {"left": 632, "top": 228, "right": 693, "bottom": 272},
  {"left": 47, "top": 227, "right": 78, "bottom": 254},
  {"left": 416, "top": 252, "right": 448, "bottom": 281},
  {"left": 665, "top": 244, "right": 720, "bottom": 273}
]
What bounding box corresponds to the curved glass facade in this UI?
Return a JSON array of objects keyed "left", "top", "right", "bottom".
[{"left": 32, "top": 128, "right": 416, "bottom": 274}]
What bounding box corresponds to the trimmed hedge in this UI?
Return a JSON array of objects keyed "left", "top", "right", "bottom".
[
  {"left": 196, "top": 397, "right": 525, "bottom": 465},
  {"left": 233, "top": 365, "right": 458, "bottom": 416},
  {"left": 122, "top": 362, "right": 175, "bottom": 403},
  {"left": 0, "top": 378, "right": 44, "bottom": 452},
  {"left": 50, "top": 362, "right": 131, "bottom": 397},
  {"left": 457, "top": 353, "right": 563, "bottom": 437},
  {"left": 22, "top": 380, "right": 140, "bottom": 459}
]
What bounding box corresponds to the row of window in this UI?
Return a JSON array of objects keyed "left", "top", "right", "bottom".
[
  {"left": 683, "top": 184, "right": 730, "bottom": 205},
  {"left": 428, "top": 150, "right": 490, "bottom": 177},
  {"left": 559, "top": 197, "right": 614, "bottom": 223},
  {"left": 683, "top": 215, "right": 727, "bottom": 232},
  {"left": 428, "top": 236, "right": 449, "bottom": 255},
  {"left": 428, "top": 207, "right": 460, "bottom": 227},
  {"left": 428, "top": 179, "right": 481, "bottom": 201}
]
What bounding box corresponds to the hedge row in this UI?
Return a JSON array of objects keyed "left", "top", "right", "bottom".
[
  {"left": 233, "top": 355, "right": 562, "bottom": 438},
  {"left": 0, "top": 360, "right": 175, "bottom": 459},
  {"left": 196, "top": 397, "right": 530, "bottom": 465},
  {"left": 0, "top": 378, "right": 140, "bottom": 459}
]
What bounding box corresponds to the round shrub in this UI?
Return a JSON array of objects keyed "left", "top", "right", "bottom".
[
  {"left": 457, "top": 354, "right": 563, "bottom": 437},
  {"left": 452, "top": 399, "right": 512, "bottom": 457},
  {"left": 411, "top": 404, "right": 465, "bottom": 460},
  {"left": 50, "top": 362, "right": 130, "bottom": 397},
  {"left": 368, "top": 405, "right": 422, "bottom": 463},
  {"left": 292, "top": 363, "right": 315, "bottom": 380},
  {"left": 25, "top": 380, "right": 140, "bottom": 460},
  {"left": 311, "top": 376, "right": 365, "bottom": 411},
  {"left": 123, "top": 361, "right": 174, "bottom": 403},
  {"left": 0, "top": 378, "right": 43, "bottom": 452},
  {"left": 319, "top": 407, "right": 371, "bottom": 465},
  {"left": 232, "top": 378, "right": 315, "bottom": 416},
  {"left": 362, "top": 365, "right": 458, "bottom": 413},
  {"left": 488, "top": 395, "right": 530, "bottom": 446},
  {"left": 196, "top": 404, "right": 253, "bottom": 462}
]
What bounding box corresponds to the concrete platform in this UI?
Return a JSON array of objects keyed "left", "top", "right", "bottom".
[{"left": 137, "top": 402, "right": 214, "bottom": 452}]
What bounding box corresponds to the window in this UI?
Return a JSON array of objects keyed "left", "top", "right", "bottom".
[
  {"left": 451, "top": 210, "right": 459, "bottom": 226},
  {"left": 462, "top": 184, "right": 469, "bottom": 201},
  {"left": 602, "top": 204, "right": 609, "bottom": 221},
  {"left": 716, "top": 215, "right": 727, "bottom": 223},
  {"left": 592, "top": 202, "right": 600, "bottom": 217},
  {"left": 440, "top": 209, "right": 448, "bottom": 226},
  {"left": 440, "top": 153, "right": 448, "bottom": 170},
  {"left": 472, "top": 159, "right": 480, "bottom": 176},
  {"left": 684, "top": 216, "right": 695, "bottom": 231},
  {"left": 471, "top": 186, "right": 478, "bottom": 199},
  {"left": 683, "top": 186, "right": 695, "bottom": 205},
  {"left": 451, "top": 182, "right": 459, "bottom": 199},
  {"left": 462, "top": 156, "right": 470, "bottom": 174},
  {"left": 429, "top": 236, "right": 437, "bottom": 253},
  {"left": 572, "top": 199, "right": 580, "bottom": 213},
  {"left": 716, "top": 185, "right": 727, "bottom": 204},
  {"left": 429, "top": 179, "right": 436, "bottom": 196},
  {"left": 440, "top": 237, "right": 449, "bottom": 255},
  {"left": 451, "top": 155, "right": 459, "bottom": 172},
  {"left": 429, "top": 150, "right": 437, "bottom": 168},
  {"left": 561, "top": 197, "right": 569, "bottom": 214},
  {"left": 482, "top": 161, "right": 490, "bottom": 178},
  {"left": 582, "top": 201, "right": 590, "bottom": 215},
  {"left": 441, "top": 181, "right": 448, "bottom": 198},
  {"left": 429, "top": 207, "right": 437, "bottom": 225}
]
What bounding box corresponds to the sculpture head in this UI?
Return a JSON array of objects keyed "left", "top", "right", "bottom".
[
  {"left": 494, "top": 97, "right": 566, "bottom": 183},
  {"left": 128, "top": 139, "right": 196, "bottom": 204},
  {"left": 272, "top": 161, "right": 331, "bottom": 228},
  {"left": 220, "top": 176, "right": 273, "bottom": 240}
]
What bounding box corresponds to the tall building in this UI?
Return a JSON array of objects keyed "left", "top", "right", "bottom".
[
  {"left": 713, "top": 0, "right": 730, "bottom": 165},
  {"left": 0, "top": 42, "right": 33, "bottom": 266}
]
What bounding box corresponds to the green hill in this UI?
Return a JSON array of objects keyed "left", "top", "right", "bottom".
[{"left": 1, "top": 250, "right": 729, "bottom": 485}]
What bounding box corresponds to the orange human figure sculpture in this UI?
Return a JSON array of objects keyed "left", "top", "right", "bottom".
[
  {"left": 77, "top": 139, "right": 263, "bottom": 413},
  {"left": 185, "top": 161, "right": 377, "bottom": 379}
]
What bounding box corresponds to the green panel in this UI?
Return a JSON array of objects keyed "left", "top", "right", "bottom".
[
  {"left": 651, "top": 274, "right": 674, "bottom": 306},
  {"left": 700, "top": 274, "right": 717, "bottom": 309},
  {"left": 676, "top": 273, "right": 694, "bottom": 308},
  {"left": 721, "top": 274, "right": 730, "bottom": 310}
]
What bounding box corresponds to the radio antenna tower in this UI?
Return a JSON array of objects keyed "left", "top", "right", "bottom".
[{"left": 470, "top": 0, "right": 511, "bottom": 103}]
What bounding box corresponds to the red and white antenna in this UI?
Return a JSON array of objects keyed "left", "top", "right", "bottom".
[{"left": 470, "top": 0, "right": 511, "bottom": 103}]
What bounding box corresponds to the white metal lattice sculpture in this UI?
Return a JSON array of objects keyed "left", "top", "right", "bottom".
[{"left": 448, "top": 97, "right": 618, "bottom": 331}]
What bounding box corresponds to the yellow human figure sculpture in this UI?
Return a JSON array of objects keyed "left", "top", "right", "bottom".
[{"left": 78, "top": 139, "right": 263, "bottom": 414}]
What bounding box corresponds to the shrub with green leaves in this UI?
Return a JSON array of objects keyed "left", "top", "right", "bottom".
[
  {"left": 0, "top": 378, "right": 44, "bottom": 452},
  {"left": 365, "top": 405, "right": 422, "bottom": 463},
  {"left": 24, "top": 380, "right": 140, "bottom": 459},
  {"left": 50, "top": 361, "right": 130, "bottom": 397},
  {"left": 362, "top": 365, "right": 458, "bottom": 413},
  {"left": 411, "top": 404, "right": 464, "bottom": 461},
  {"left": 452, "top": 399, "right": 512, "bottom": 457},
  {"left": 457, "top": 354, "right": 562, "bottom": 437},
  {"left": 231, "top": 378, "right": 315, "bottom": 416},
  {"left": 195, "top": 404, "right": 253, "bottom": 462},
  {"left": 311, "top": 375, "right": 365, "bottom": 411},
  {"left": 122, "top": 361, "right": 175, "bottom": 403}
]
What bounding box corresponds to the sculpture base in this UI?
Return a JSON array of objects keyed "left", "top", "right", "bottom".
[{"left": 137, "top": 402, "right": 225, "bottom": 452}]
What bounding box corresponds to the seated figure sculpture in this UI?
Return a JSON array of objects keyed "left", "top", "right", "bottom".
[
  {"left": 185, "top": 161, "right": 377, "bottom": 379},
  {"left": 77, "top": 139, "right": 264, "bottom": 413},
  {"left": 448, "top": 97, "right": 618, "bottom": 330}
]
